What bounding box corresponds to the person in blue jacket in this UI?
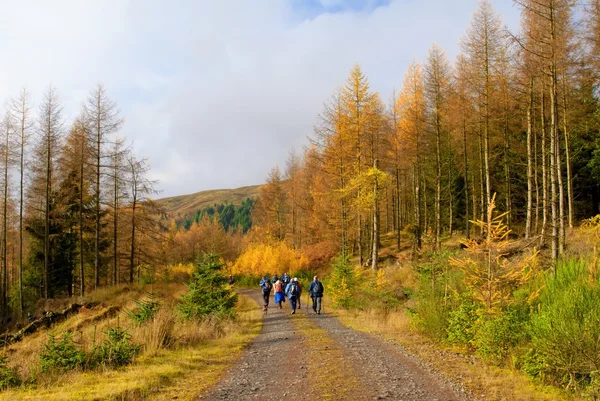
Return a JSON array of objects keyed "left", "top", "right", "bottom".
[
  {"left": 308, "top": 275, "right": 324, "bottom": 315},
  {"left": 280, "top": 272, "right": 291, "bottom": 287},
  {"left": 285, "top": 277, "right": 301, "bottom": 315}
]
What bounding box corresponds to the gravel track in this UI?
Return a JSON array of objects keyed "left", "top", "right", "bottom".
[
  {"left": 197, "top": 289, "right": 474, "bottom": 401},
  {"left": 305, "top": 308, "right": 473, "bottom": 401},
  {"left": 197, "top": 289, "right": 318, "bottom": 401}
]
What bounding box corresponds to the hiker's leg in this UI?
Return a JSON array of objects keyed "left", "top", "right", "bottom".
[
  {"left": 316, "top": 297, "right": 322, "bottom": 313},
  {"left": 290, "top": 297, "right": 295, "bottom": 311},
  {"left": 312, "top": 296, "right": 317, "bottom": 312}
]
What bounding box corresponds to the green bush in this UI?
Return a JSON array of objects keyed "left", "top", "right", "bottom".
[
  {"left": 474, "top": 310, "right": 526, "bottom": 363},
  {"left": 446, "top": 297, "right": 478, "bottom": 347},
  {"left": 521, "top": 347, "right": 547, "bottom": 378},
  {"left": 328, "top": 254, "right": 355, "bottom": 309},
  {"left": 233, "top": 274, "right": 262, "bottom": 288},
  {"left": 414, "top": 275, "right": 448, "bottom": 341},
  {"left": 40, "top": 331, "right": 86, "bottom": 372},
  {"left": 126, "top": 293, "right": 160, "bottom": 325},
  {"left": 178, "top": 254, "right": 238, "bottom": 320},
  {"left": 528, "top": 259, "right": 600, "bottom": 388},
  {"left": 0, "top": 355, "right": 20, "bottom": 389},
  {"left": 91, "top": 326, "right": 141, "bottom": 368}
]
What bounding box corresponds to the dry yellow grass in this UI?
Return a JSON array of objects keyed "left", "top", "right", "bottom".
[
  {"left": 0, "top": 292, "right": 262, "bottom": 401},
  {"left": 290, "top": 313, "right": 361, "bottom": 400}
]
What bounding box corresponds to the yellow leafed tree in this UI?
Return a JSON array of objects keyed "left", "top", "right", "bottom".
[
  {"left": 450, "top": 194, "right": 539, "bottom": 313},
  {"left": 231, "top": 242, "right": 309, "bottom": 277}
]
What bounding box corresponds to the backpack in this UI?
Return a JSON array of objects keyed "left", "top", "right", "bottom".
[
  {"left": 263, "top": 281, "right": 272, "bottom": 293},
  {"left": 274, "top": 282, "right": 282, "bottom": 293},
  {"left": 289, "top": 282, "right": 299, "bottom": 297},
  {"left": 313, "top": 281, "right": 323, "bottom": 295}
]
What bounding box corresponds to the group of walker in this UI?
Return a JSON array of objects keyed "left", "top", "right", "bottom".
[{"left": 259, "top": 273, "right": 324, "bottom": 315}]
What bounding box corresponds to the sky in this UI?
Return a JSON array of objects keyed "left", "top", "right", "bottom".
[{"left": 0, "top": 0, "right": 521, "bottom": 198}]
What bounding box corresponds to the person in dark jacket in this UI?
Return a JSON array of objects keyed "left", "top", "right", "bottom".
[
  {"left": 260, "top": 276, "right": 272, "bottom": 312},
  {"left": 281, "top": 272, "right": 291, "bottom": 286},
  {"left": 308, "top": 275, "right": 324, "bottom": 314}
]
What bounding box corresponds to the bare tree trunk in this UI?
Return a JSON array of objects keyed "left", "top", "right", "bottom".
[
  {"left": 2, "top": 118, "right": 9, "bottom": 315},
  {"left": 541, "top": 84, "right": 548, "bottom": 247},
  {"left": 392, "top": 185, "right": 397, "bottom": 232},
  {"left": 556, "top": 117, "right": 565, "bottom": 254},
  {"left": 396, "top": 168, "right": 401, "bottom": 250},
  {"left": 113, "top": 162, "right": 119, "bottom": 286},
  {"left": 483, "top": 43, "right": 492, "bottom": 225},
  {"left": 129, "top": 198, "right": 136, "bottom": 284},
  {"left": 15, "top": 92, "right": 30, "bottom": 316},
  {"left": 534, "top": 96, "right": 540, "bottom": 235},
  {"left": 550, "top": 2, "right": 560, "bottom": 261},
  {"left": 19, "top": 124, "right": 24, "bottom": 314},
  {"left": 95, "top": 104, "right": 101, "bottom": 290},
  {"left": 44, "top": 120, "right": 50, "bottom": 302},
  {"left": 423, "top": 178, "right": 428, "bottom": 239},
  {"left": 385, "top": 186, "right": 389, "bottom": 234},
  {"left": 503, "top": 93, "right": 512, "bottom": 228},
  {"left": 340, "top": 155, "right": 347, "bottom": 257},
  {"left": 414, "top": 164, "right": 422, "bottom": 251},
  {"left": 435, "top": 112, "right": 441, "bottom": 249},
  {"left": 549, "top": 81, "right": 559, "bottom": 261},
  {"left": 371, "top": 160, "right": 379, "bottom": 270},
  {"left": 463, "top": 118, "right": 470, "bottom": 239},
  {"left": 561, "top": 76, "right": 574, "bottom": 228},
  {"left": 448, "top": 167, "right": 453, "bottom": 235},
  {"left": 479, "top": 127, "right": 485, "bottom": 234},
  {"left": 526, "top": 77, "right": 534, "bottom": 239},
  {"left": 79, "top": 141, "right": 85, "bottom": 296}
]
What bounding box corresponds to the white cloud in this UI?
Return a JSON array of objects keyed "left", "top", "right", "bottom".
[{"left": 0, "top": 0, "right": 521, "bottom": 197}]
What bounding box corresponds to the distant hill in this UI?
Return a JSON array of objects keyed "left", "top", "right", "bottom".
[{"left": 156, "top": 185, "right": 261, "bottom": 219}]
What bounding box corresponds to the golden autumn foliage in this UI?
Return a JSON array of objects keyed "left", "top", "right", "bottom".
[
  {"left": 231, "top": 242, "right": 309, "bottom": 277},
  {"left": 450, "top": 194, "right": 540, "bottom": 313},
  {"left": 582, "top": 214, "right": 600, "bottom": 282}
]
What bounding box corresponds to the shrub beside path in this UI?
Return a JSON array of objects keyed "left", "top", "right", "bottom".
[{"left": 197, "top": 289, "right": 474, "bottom": 401}]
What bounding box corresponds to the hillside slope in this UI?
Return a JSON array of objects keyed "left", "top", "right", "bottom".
[{"left": 157, "top": 185, "right": 260, "bottom": 218}]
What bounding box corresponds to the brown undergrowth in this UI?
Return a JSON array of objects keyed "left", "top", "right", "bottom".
[{"left": 0, "top": 286, "right": 262, "bottom": 400}]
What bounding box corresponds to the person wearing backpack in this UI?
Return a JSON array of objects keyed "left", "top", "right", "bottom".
[
  {"left": 281, "top": 272, "right": 291, "bottom": 286},
  {"left": 260, "top": 276, "right": 273, "bottom": 313},
  {"left": 308, "top": 276, "right": 324, "bottom": 315},
  {"left": 285, "top": 277, "right": 300, "bottom": 314},
  {"left": 274, "top": 279, "right": 285, "bottom": 309}
]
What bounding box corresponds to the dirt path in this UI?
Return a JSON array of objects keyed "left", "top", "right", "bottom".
[{"left": 197, "top": 289, "right": 474, "bottom": 401}]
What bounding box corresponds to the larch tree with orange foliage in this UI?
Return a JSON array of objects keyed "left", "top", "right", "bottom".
[
  {"left": 424, "top": 44, "right": 453, "bottom": 248},
  {"left": 396, "top": 62, "right": 427, "bottom": 251}
]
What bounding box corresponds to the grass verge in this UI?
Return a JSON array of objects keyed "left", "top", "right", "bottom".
[
  {"left": 334, "top": 307, "right": 580, "bottom": 401},
  {"left": 1, "top": 293, "right": 262, "bottom": 401},
  {"left": 289, "top": 312, "right": 360, "bottom": 400}
]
